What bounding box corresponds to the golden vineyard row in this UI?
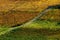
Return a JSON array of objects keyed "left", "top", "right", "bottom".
[{"left": 0, "top": 0, "right": 60, "bottom": 27}]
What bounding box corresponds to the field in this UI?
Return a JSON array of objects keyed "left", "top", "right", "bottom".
[
  {"left": 0, "top": 19, "right": 60, "bottom": 40},
  {"left": 0, "top": 0, "right": 60, "bottom": 40}
]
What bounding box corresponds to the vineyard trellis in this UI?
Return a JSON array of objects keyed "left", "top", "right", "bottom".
[{"left": 12, "top": 5, "right": 60, "bottom": 27}]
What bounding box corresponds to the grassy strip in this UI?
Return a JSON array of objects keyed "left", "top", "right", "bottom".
[{"left": 0, "top": 19, "right": 60, "bottom": 35}]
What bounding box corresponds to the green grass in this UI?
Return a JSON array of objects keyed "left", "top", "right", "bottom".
[
  {"left": 0, "top": 19, "right": 60, "bottom": 40},
  {"left": 23, "top": 19, "right": 60, "bottom": 29},
  {"left": 0, "top": 28, "right": 47, "bottom": 40},
  {"left": 0, "top": 28, "right": 60, "bottom": 40}
]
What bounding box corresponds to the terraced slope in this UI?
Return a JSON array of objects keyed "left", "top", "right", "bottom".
[
  {"left": 41, "top": 9, "right": 60, "bottom": 21},
  {"left": 0, "top": 0, "right": 60, "bottom": 27},
  {"left": 0, "top": 11, "right": 39, "bottom": 27}
]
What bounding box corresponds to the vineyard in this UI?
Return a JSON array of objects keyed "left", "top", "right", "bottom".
[{"left": 0, "top": 0, "right": 60, "bottom": 40}]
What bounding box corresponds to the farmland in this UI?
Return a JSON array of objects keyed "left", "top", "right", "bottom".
[{"left": 0, "top": 0, "right": 60, "bottom": 40}]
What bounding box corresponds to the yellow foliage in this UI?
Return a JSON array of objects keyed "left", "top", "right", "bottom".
[
  {"left": 0, "top": 0, "right": 60, "bottom": 12},
  {"left": 41, "top": 9, "right": 60, "bottom": 21},
  {"left": 0, "top": 0, "right": 60, "bottom": 26}
]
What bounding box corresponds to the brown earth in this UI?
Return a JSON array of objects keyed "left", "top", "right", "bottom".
[
  {"left": 0, "top": 9, "right": 60, "bottom": 27},
  {"left": 0, "top": 11, "right": 40, "bottom": 27}
]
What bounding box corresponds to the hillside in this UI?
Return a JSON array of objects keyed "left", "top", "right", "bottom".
[
  {"left": 0, "top": 0, "right": 60, "bottom": 40},
  {"left": 0, "top": 0, "right": 60, "bottom": 12},
  {"left": 0, "top": 0, "right": 60, "bottom": 27}
]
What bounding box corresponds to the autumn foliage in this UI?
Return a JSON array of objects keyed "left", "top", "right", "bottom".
[{"left": 0, "top": 0, "right": 60, "bottom": 27}]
